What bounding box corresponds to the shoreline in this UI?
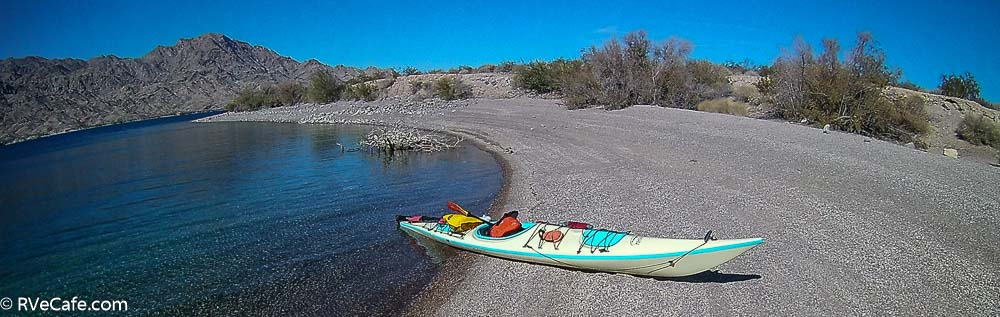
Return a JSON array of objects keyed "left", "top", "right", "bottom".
[
  {"left": 2, "top": 109, "right": 222, "bottom": 147},
  {"left": 196, "top": 98, "right": 1000, "bottom": 315},
  {"left": 398, "top": 128, "right": 517, "bottom": 316},
  {"left": 197, "top": 103, "right": 520, "bottom": 316}
]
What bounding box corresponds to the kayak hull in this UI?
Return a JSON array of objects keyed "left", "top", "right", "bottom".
[{"left": 399, "top": 221, "right": 762, "bottom": 277}]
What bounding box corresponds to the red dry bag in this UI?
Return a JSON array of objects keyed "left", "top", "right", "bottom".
[{"left": 490, "top": 215, "right": 522, "bottom": 238}]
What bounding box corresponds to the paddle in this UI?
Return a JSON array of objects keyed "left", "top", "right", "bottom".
[{"left": 447, "top": 201, "right": 491, "bottom": 224}]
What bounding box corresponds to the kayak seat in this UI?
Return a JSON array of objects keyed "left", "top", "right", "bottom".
[
  {"left": 582, "top": 229, "right": 627, "bottom": 248},
  {"left": 475, "top": 222, "right": 535, "bottom": 240}
]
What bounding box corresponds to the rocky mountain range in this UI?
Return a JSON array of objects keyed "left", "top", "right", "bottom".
[{"left": 0, "top": 33, "right": 382, "bottom": 145}]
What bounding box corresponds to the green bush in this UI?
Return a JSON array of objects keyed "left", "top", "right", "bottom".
[
  {"left": 276, "top": 82, "right": 306, "bottom": 106},
  {"left": 434, "top": 76, "right": 472, "bottom": 100},
  {"left": 765, "top": 33, "right": 928, "bottom": 142},
  {"left": 402, "top": 66, "right": 420, "bottom": 76},
  {"left": 514, "top": 61, "right": 559, "bottom": 93},
  {"left": 226, "top": 86, "right": 281, "bottom": 112},
  {"left": 696, "top": 98, "right": 749, "bottom": 116},
  {"left": 939, "top": 72, "right": 981, "bottom": 101},
  {"left": 957, "top": 114, "right": 1000, "bottom": 149},
  {"left": 344, "top": 83, "right": 378, "bottom": 101},
  {"left": 513, "top": 59, "right": 587, "bottom": 94},
  {"left": 308, "top": 71, "right": 344, "bottom": 103}
]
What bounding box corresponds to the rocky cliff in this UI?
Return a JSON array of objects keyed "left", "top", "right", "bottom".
[{"left": 0, "top": 33, "right": 370, "bottom": 145}]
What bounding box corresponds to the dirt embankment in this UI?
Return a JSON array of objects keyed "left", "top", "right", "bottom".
[
  {"left": 728, "top": 75, "right": 1000, "bottom": 162},
  {"left": 363, "top": 73, "right": 530, "bottom": 100}
]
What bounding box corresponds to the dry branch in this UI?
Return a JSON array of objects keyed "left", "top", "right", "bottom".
[{"left": 360, "top": 127, "right": 462, "bottom": 152}]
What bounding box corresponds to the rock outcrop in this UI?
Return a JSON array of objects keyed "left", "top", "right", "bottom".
[{"left": 0, "top": 33, "right": 374, "bottom": 145}]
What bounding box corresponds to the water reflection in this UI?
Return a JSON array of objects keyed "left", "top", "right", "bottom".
[{"left": 0, "top": 120, "right": 502, "bottom": 316}]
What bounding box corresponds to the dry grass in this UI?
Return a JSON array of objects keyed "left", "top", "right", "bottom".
[
  {"left": 696, "top": 97, "right": 749, "bottom": 116},
  {"left": 732, "top": 85, "right": 760, "bottom": 104},
  {"left": 957, "top": 114, "right": 1000, "bottom": 149}
]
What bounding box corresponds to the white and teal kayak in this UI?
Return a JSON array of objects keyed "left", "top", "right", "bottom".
[{"left": 398, "top": 219, "right": 763, "bottom": 277}]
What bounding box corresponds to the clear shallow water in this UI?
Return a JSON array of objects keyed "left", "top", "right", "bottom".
[{"left": 0, "top": 115, "right": 501, "bottom": 316}]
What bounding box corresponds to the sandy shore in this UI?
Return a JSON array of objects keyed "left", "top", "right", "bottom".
[{"left": 198, "top": 98, "right": 1000, "bottom": 316}]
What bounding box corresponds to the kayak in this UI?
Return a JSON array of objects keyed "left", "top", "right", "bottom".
[{"left": 398, "top": 218, "right": 763, "bottom": 277}]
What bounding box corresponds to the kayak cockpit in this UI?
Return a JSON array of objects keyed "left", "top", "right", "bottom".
[{"left": 473, "top": 222, "right": 537, "bottom": 240}]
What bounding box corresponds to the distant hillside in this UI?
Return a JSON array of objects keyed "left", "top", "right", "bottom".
[{"left": 0, "top": 33, "right": 379, "bottom": 145}]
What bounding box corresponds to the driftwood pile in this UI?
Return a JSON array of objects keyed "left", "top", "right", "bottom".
[{"left": 360, "top": 126, "right": 462, "bottom": 152}]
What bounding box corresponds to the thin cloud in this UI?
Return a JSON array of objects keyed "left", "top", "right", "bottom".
[{"left": 595, "top": 26, "right": 619, "bottom": 35}]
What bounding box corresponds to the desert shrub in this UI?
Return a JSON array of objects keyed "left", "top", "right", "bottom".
[
  {"left": 475, "top": 64, "right": 496, "bottom": 73},
  {"left": 723, "top": 59, "right": 761, "bottom": 74},
  {"left": 585, "top": 39, "right": 627, "bottom": 109},
  {"left": 696, "top": 98, "right": 749, "bottom": 116},
  {"left": 447, "top": 65, "right": 474, "bottom": 74},
  {"left": 514, "top": 61, "right": 559, "bottom": 93},
  {"left": 560, "top": 65, "right": 600, "bottom": 109},
  {"left": 434, "top": 76, "right": 472, "bottom": 100},
  {"left": 688, "top": 60, "right": 732, "bottom": 102},
  {"left": 861, "top": 95, "right": 930, "bottom": 142},
  {"left": 956, "top": 114, "right": 1000, "bottom": 148},
  {"left": 308, "top": 71, "right": 344, "bottom": 103},
  {"left": 344, "top": 83, "right": 378, "bottom": 101},
  {"left": 276, "top": 82, "right": 306, "bottom": 106},
  {"left": 402, "top": 66, "right": 420, "bottom": 76},
  {"left": 548, "top": 31, "right": 737, "bottom": 110},
  {"left": 757, "top": 65, "right": 774, "bottom": 78},
  {"left": 410, "top": 80, "right": 430, "bottom": 94},
  {"left": 580, "top": 30, "right": 665, "bottom": 109},
  {"left": 732, "top": 85, "right": 760, "bottom": 103},
  {"left": 409, "top": 80, "right": 436, "bottom": 99},
  {"left": 939, "top": 72, "right": 981, "bottom": 101},
  {"left": 754, "top": 76, "right": 776, "bottom": 96},
  {"left": 764, "top": 33, "right": 927, "bottom": 142},
  {"left": 513, "top": 59, "right": 587, "bottom": 94},
  {"left": 650, "top": 37, "right": 694, "bottom": 108},
  {"left": 497, "top": 61, "right": 517, "bottom": 73},
  {"left": 346, "top": 73, "right": 384, "bottom": 85},
  {"left": 913, "top": 137, "right": 929, "bottom": 150},
  {"left": 897, "top": 81, "right": 923, "bottom": 92},
  {"left": 226, "top": 86, "right": 281, "bottom": 112}
]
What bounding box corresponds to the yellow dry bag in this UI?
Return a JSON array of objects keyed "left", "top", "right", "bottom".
[{"left": 443, "top": 214, "right": 483, "bottom": 233}]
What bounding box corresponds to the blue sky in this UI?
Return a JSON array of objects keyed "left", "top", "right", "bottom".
[{"left": 2, "top": 0, "right": 999, "bottom": 100}]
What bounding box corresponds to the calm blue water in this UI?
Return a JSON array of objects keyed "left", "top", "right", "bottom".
[{"left": 0, "top": 115, "right": 502, "bottom": 316}]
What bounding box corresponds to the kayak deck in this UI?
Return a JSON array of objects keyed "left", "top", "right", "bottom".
[{"left": 398, "top": 220, "right": 762, "bottom": 277}]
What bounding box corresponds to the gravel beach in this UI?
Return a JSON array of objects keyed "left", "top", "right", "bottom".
[{"left": 199, "top": 98, "right": 1000, "bottom": 316}]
